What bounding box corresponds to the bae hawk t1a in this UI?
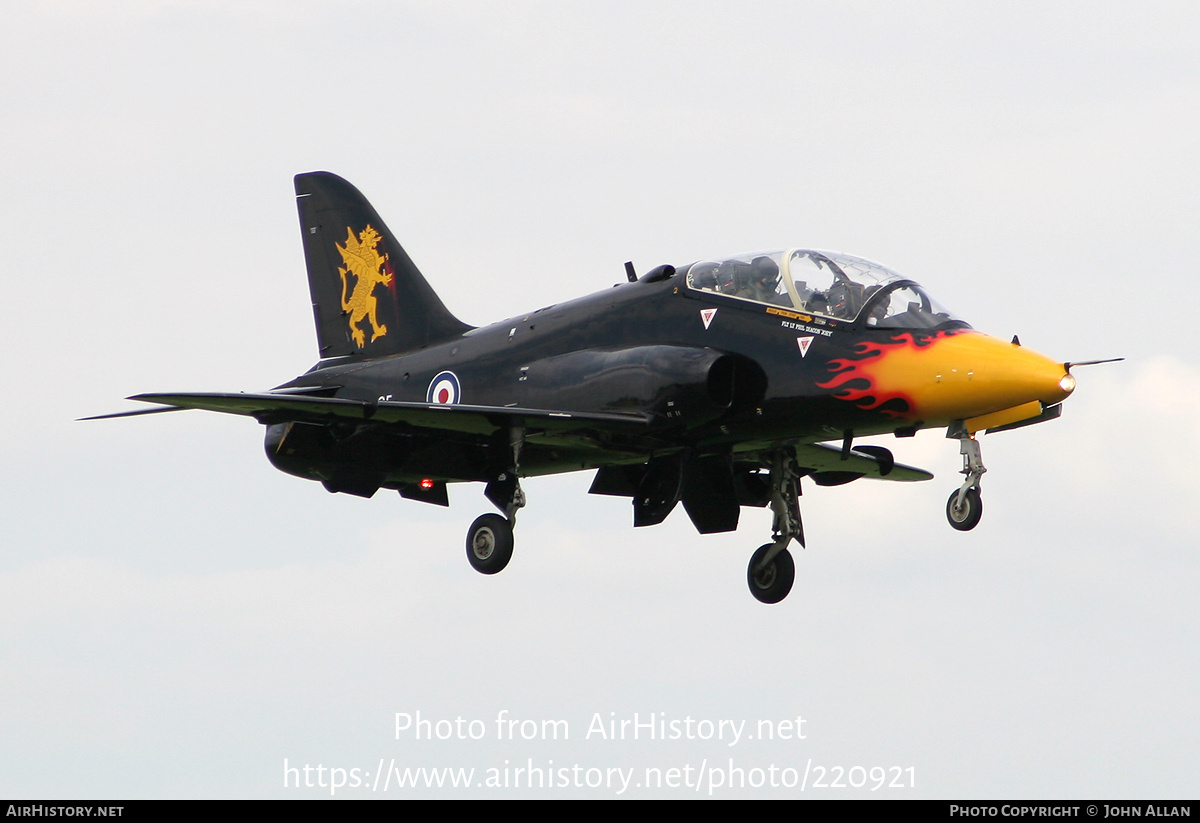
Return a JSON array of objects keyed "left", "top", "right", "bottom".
[{"left": 95, "top": 172, "right": 1118, "bottom": 603}]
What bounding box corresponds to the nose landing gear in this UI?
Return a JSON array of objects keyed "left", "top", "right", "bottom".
[{"left": 947, "top": 433, "right": 986, "bottom": 531}]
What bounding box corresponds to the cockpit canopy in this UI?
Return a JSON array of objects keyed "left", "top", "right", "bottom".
[{"left": 683, "top": 249, "right": 967, "bottom": 330}]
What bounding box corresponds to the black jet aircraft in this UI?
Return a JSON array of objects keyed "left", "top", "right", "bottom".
[{"left": 97, "top": 172, "right": 1110, "bottom": 603}]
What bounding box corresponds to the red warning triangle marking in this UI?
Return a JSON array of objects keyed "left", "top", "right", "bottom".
[
  {"left": 700, "top": 308, "right": 718, "bottom": 329},
  {"left": 797, "top": 336, "right": 813, "bottom": 357}
]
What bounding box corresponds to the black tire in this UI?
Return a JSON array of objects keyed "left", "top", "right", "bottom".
[
  {"left": 466, "top": 514, "right": 514, "bottom": 574},
  {"left": 946, "top": 488, "right": 983, "bottom": 531},
  {"left": 747, "top": 544, "right": 795, "bottom": 604}
]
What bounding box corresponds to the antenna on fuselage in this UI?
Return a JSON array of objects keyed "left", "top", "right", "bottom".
[{"left": 624, "top": 261, "right": 637, "bottom": 283}]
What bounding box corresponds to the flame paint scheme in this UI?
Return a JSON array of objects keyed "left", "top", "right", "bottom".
[{"left": 97, "top": 173, "right": 1101, "bottom": 604}]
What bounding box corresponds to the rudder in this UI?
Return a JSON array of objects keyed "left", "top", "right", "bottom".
[{"left": 295, "top": 172, "right": 471, "bottom": 359}]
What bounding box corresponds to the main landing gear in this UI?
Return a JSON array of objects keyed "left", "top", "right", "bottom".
[
  {"left": 466, "top": 424, "right": 526, "bottom": 575},
  {"left": 747, "top": 450, "right": 805, "bottom": 605},
  {"left": 946, "top": 432, "right": 986, "bottom": 531}
]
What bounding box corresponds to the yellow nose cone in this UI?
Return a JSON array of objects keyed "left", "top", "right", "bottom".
[{"left": 819, "top": 330, "right": 1072, "bottom": 425}]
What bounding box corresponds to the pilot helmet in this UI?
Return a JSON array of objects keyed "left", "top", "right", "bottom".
[{"left": 750, "top": 255, "right": 780, "bottom": 288}]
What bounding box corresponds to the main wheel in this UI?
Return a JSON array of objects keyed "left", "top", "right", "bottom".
[
  {"left": 747, "top": 543, "right": 795, "bottom": 604},
  {"left": 946, "top": 488, "right": 983, "bottom": 531},
  {"left": 466, "top": 514, "right": 514, "bottom": 574}
]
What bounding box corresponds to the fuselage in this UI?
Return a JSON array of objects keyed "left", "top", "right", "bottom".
[{"left": 270, "top": 259, "right": 1072, "bottom": 487}]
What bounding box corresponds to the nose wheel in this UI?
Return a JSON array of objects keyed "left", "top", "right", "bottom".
[{"left": 946, "top": 487, "right": 983, "bottom": 531}]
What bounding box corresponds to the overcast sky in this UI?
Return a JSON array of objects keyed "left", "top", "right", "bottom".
[{"left": 2, "top": 1, "right": 1197, "bottom": 798}]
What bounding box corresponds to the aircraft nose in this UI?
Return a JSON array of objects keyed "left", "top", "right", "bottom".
[
  {"left": 923, "top": 331, "right": 1073, "bottom": 422},
  {"left": 823, "top": 329, "right": 1074, "bottom": 426}
]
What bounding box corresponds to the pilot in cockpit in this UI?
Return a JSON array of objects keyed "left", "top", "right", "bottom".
[{"left": 746, "top": 256, "right": 786, "bottom": 305}]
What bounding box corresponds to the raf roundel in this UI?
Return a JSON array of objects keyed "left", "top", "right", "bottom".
[{"left": 426, "top": 371, "right": 461, "bottom": 405}]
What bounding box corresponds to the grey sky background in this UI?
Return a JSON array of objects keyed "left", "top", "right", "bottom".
[{"left": 2, "top": 1, "right": 1197, "bottom": 798}]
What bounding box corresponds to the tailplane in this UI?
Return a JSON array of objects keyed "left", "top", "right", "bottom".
[{"left": 295, "top": 172, "right": 472, "bottom": 359}]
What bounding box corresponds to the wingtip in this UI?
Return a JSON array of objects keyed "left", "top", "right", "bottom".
[{"left": 78, "top": 406, "right": 187, "bottom": 421}]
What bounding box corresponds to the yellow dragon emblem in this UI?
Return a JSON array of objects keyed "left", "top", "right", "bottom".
[{"left": 335, "top": 225, "right": 393, "bottom": 347}]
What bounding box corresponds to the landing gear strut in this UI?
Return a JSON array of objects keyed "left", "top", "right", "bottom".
[
  {"left": 946, "top": 433, "right": 985, "bottom": 531},
  {"left": 466, "top": 424, "right": 526, "bottom": 575},
  {"left": 747, "top": 450, "right": 804, "bottom": 604}
]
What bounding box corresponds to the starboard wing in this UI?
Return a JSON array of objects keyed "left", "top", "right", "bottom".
[{"left": 115, "top": 392, "right": 652, "bottom": 439}]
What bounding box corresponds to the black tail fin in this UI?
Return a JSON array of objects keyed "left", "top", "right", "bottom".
[{"left": 294, "top": 172, "right": 472, "bottom": 360}]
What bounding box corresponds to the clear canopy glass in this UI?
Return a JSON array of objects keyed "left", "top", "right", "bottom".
[{"left": 683, "top": 249, "right": 966, "bottom": 329}]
